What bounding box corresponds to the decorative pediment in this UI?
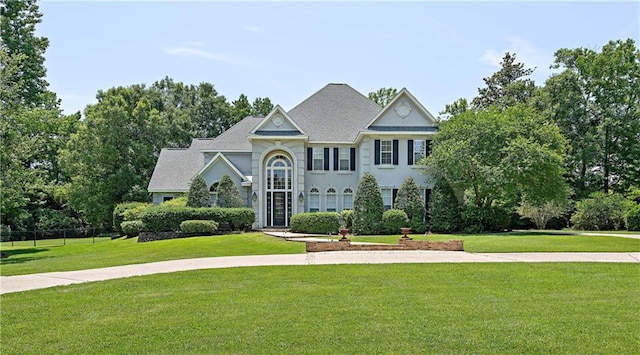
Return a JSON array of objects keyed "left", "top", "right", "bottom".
[
  {"left": 365, "top": 89, "right": 437, "bottom": 130},
  {"left": 250, "top": 105, "right": 306, "bottom": 136},
  {"left": 196, "top": 152, "right": 247, "bottom": 185}
]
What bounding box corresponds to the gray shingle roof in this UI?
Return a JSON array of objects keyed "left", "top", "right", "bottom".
[
  {"left": 287, "top": 84, "right": 381, "bottom": 142},
  {"left": 148, "top": 148, "right": 203, "bottom": 192},
  {"left": 195, "top": 116, "right": 262, "bottom": 151}
]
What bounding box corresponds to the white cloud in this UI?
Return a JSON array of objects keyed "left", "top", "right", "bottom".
[
  {"left": 480, "top": 37, "right": 559, "bottom": 82},
  {"left": 163, "top": 42, "right": 255, "bottom": 66},
  {"left": 245, "top": 26, "right": 262, "bottom": 33}
]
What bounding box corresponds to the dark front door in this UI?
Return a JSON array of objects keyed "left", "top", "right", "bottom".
[{"left": 272, "top": 192, "right": 286, "bottom": 226}]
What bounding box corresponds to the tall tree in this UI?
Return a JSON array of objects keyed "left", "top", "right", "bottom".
[
  {"left": 424, "top": 105, "right": 569, "bottom": 209},
  {"left": 439, "top": 97, "right": 470, "bottom": 121},
  {"left": 473, "top": 52, "right": 536, "bottom": 110},
  {"left": 547, "top": 39, "right": 640, "bottom": 195},
  {"left": 1, "top": 0, "right": 81, "bottom": 231},
  {"left": 368, "top": 87, "right": 398, "bottom": 107},
  {"left": 231, "top": 93, "right": 252, "bottom": 124},
  {"left": 0, "top": 0, "right": 54, "bottom": 109},
  {"left": 251, "top": 97, "right": 273, "bottom": 117}
]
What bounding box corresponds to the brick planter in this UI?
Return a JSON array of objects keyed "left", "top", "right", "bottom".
[{"left": 306, "top": 238, "right": 464, "bottom": 252}]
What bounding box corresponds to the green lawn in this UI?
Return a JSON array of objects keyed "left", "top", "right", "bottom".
[
  {"left": 0, "top": 233, "right": 305, "bottom": 276},
  {"left": 2, "top": 232, "right": 639, "bottom": 276},
  {"left": 2, "top": 263, "right": 638, "bottom": 354},
  {"left": 342, "top": 232, "right": 640, "bottom": 253}
]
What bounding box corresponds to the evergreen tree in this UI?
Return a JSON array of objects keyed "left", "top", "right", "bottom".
[
  {"left": 186, "top": 175, "right": 210, "bottom": 208},
  {"left": 394, "top": 176, "right": 426, "bottom": 233},
  {"left": 215, "top": 174, "right": 244, "bottom": 208},
  {"left": 428, "top": 177, "right": 461, "bottom": 233},
  {"left": 352, "top": 172, "right": 384, "bottom": 235},
  {"left": 472, "top": 52, "right": 536, "bottom": 110}
]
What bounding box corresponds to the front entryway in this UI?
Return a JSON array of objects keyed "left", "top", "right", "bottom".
[{"left": 265, "top": 154, "right": 293, "bottom": 227}]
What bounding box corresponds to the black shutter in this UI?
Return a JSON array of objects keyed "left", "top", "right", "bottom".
[
  {"left": 307, "top": 147, "right": 313, "bottom": 170},
  {"left": 392, "top": 139, "right": 399, "bottom": 165},
  {"left": 425, "top": 140, "right": 432, "bottom": 157},
  {"left": 407, "top": 139, "right": 414, "bottom": 165},
  {"left": 350, "top": 148, "right": 356, "bottom": 171},
  {"left": 333, "top": 148, "right": 339, "bottom": 171},
  {"left": 392, "top": 189, "right": 398, "bottom": 209},
  {"left": 374, "top": 140, "right": 380, "bottom": 165},
  {"left": 324, "top": 148, "right": 330, "bottom": 171}
]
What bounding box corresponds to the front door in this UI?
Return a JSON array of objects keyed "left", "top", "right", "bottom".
[
  {"left": 265, "top": 154, "right": 293, "bottom": 227},
  {"left": 272, "top": 192, "right": 286, "bottom": 226}
]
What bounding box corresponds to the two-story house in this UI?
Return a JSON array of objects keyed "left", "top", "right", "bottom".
[{"left": 148, "top": 83, "right": 437, "bottom": 229}]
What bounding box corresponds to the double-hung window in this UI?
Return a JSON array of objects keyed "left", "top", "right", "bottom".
[
  {"left": 326, "top": 188, "right": 337, "bottom": 212},
  {"left": 343, "top": 188, "right": 353, "bottom": 210},
  {"left": 313, "top": 148, "right": 324, "bottom": 170},
  {"left": 309, "top": 187, "right": 320, "bottom": 212},
  {"left": 414, "top": 140, "right": 426, "bottom": 164},
  {"left": 381, "top": 188, "right": 393, "bottom": 211},
  {"left": 339, "top": 148, "right": 350, "bottom": 171},
  {"left": 380, "top": 140, "right": 392, "bottom": 165}
]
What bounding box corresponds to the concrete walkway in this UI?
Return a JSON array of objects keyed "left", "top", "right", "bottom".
[{"left": 2, "top": 251, "right": 638, "bottom": 295}]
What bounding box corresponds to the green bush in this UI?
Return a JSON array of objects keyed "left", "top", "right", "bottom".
[
  {"left": 290, "top": 212, "right": 340, "bottom": 234},
  {"left": 461, "top": 205, "right": 511, "bottom": 233},
  {"left": 113, "top": 202, "right": 151, "bottom": 234},
  {"left": 141, "top": 206, "right": 254, "bottom": 233},
  {"left": 352, "top": 172, "right": 384, "bottom": 235},
  {"left": 121, "top": 220, "right": 145, "bottom": 238},
  {"left": 215, "top": 174, "right": 245, "bottom": 208},
  {"left": 180, "top": 220, "right": 219, "bottom": 235},
  {"left": 394, "top": 177, "right": 426, "bottom": 234},
  {"left": 382, "top": 209, "right": 409, "bottom": 235},
  {"left": 159, "top": 196, "right": 187, "bottom": 207},
  {"left": 571, "top": 192, "right": 631, "bottom": 230},
  {"left": 340, "top": 210, "right": 354, "bottom": 229},
  {"left": 187, "top": 175, "right": 211, "bottom": 208},
  {"left": 428, "top": 178, "right": 461, "bottom": 233},
  {"left": 626, "top": 205, "right": 640, "bottom": 231}
]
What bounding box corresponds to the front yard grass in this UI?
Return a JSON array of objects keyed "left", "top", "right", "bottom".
[
  {"left": 1, "top": 263, "right": 638, "bottom": 353},
  {"left": 343, "top": 231, "right": 640, "bottom": 253},
  {"left": 0, "top": 233, "right": 305, "bottom": 276}
]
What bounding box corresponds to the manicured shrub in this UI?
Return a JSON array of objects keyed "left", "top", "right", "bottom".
[
  {"left": 382, "top": 209, "right": 409, "bottom": 235},
  {"left": 159, "top": 196, "right": 187, "bottom": 207},
  {"left": 290, "top": 212, "right": 340, "bottom": 234},
  {"left": 394, "top": 177, "right": 426, "bottom": 233},
  {"left": 352, "top": 173, "right": 384, "bottom": 235},
  {"left": 187, "top": 175, "right": 211, "bottom": 208},
  {"left": 461, "top": 205, "right": 511, "bottom": 233},
  {"left": 428, "top": 178, "right": 461, "bottom": 233},
  {"left": 517, "top": 202, "right": 567, "bottom": 230},
  {"left": 571, "top": 192, "right": 631, "bottom": 230},
  {"left": 121, "top": 220, "right": 145, "bottom": 238},
  {"left": 340, "top": 210, "right": 354, "bottom": 229},
  {"left": 180, "top": 220, "right": 219, "bottom": 235},
  {"left": 216, "top": 174, "right": 245, "bottom": 208},
  {"left": 113, "top": 202, "right": 150, "bottom": 234},
  {"left": 626, "top": 205, "right": 640, "bottom": 231},
  {"left": 141, "top": 206, "right": 254, "bottom": 233}
]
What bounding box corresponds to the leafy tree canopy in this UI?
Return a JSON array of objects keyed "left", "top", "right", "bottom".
[
  {"left": 472, "top": 52, "right": 536, "bottom": 110},
  {"left": 368, "top": 87, "right": 398, "bottom": 107}
]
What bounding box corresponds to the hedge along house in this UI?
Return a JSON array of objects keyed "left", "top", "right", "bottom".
[{"left": 148, "top": 84, "right": 437, "bottom": 229}]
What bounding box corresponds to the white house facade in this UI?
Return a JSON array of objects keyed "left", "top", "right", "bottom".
[{"left": 148, "top": 84, "right": 437, "bottom": 229}]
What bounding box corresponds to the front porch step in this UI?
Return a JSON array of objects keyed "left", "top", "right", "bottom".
[{"left": 260, "top": 228, "right": 291, "bottom": 233}]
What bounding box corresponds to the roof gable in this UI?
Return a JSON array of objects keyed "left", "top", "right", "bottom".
[
  {"left": 196, "top": 152, "right": 247, "bottom": 183},
  {"left": 287, "top": 83, "right": 381, "bottom": 142},
  {"left": 250, "top": 105, "right": 305, "bottom": 136},
  {"left": 365, "top": 88, "right": 436, "bottom": 130}
]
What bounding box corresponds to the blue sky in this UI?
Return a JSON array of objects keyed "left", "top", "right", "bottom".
[{"left": 38, "top": 1, "right": 639, "bottom": 117}]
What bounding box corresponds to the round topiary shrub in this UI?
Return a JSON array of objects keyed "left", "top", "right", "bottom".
[
  {"left": 626, "top": 205, "right": 640, "bottom": 231},
  {"left": 180, "top": 220, "right": 219, "bottom": 236},
  {"left": 382, "top": 209, "right": 409, "bottom": 235},
  {"left": 290, "top": 212, "right": 340, "bottom": 234},
  {"left": 121, "top": 220, "right": 145, "bottom": 238}
]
